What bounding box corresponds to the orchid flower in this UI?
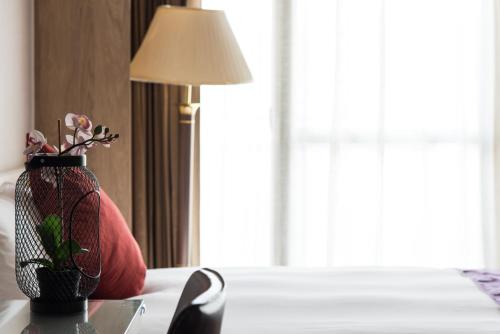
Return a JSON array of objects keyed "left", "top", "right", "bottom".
[
  {"left": 63, "top": 131, "right": 93, "bottom": 156},
  {"left": 23, "top": 114, "right": 118, "bottom": 158},
  {"left": 59, "top": 122, "right": 118, "bottom": 156},
  {"left": 61, "top": 143, "right": 88, "bottom": 156},
  {"left": 65, "top": 113, "right": 92, "bottom": 134},
  {"left": 24, "top": 130, "right": 47, "bottom": 156}
]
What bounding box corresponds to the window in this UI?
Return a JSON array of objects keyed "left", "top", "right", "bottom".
[
  {"left": 201, "top": 0, "right": 495, "bottom": 268},
  {"left": 200, "top": 0, "right": 274, "bottom": 266}
]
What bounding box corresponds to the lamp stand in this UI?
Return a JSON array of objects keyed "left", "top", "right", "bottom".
[
  {"left": 179, "top": 85, "right": 200, "bottom": 123},
  {"left": 176, "top": 85, "right": 199, "bottom": 266}
]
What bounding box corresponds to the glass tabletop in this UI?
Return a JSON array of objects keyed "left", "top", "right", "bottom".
[{"left": 0, "top": 299, "right": 145, "bottom": 334}]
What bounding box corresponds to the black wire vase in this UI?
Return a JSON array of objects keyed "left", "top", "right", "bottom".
[{"left": 15, "top": 154, "right": 101, "bottom": 314}]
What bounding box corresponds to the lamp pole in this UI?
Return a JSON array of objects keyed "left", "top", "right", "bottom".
[
  {"left": 175, "top": 0, "right": 202, "bottom": 268},
  {"left": 177, "top": 84, "right": 199, "bottom": 266}
]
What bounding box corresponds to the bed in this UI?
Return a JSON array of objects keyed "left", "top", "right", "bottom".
[{"left": 134, "top": 267, "right": 500, "bottom": 333}]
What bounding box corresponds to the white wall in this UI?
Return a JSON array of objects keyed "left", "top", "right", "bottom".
[{"left": 0, "top": 0, "right": 33, "bottom": 171}]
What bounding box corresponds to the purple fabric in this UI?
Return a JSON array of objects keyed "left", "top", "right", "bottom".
[{"left": 462, "top": 270, "right": 500, "bottom": 305}]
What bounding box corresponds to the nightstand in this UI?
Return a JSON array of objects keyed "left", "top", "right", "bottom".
[{"left": 0, "top": 299, "right": 145, "bottom": 334}]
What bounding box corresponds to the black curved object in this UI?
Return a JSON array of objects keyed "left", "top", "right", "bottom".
[{"left": 167, "top": 268, "right": 226, "bottom": 334}]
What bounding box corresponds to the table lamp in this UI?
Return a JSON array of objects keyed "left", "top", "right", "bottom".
[{"left": 130, "top": 5, "right": 252, "bottom": 264}]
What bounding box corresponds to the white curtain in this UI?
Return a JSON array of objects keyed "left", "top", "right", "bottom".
[
  {"left": 201, "top": 0, "right": 496, "bottom": 268},
  {"left": 200, "top": 0, "right": 274, "bottom": 266}
]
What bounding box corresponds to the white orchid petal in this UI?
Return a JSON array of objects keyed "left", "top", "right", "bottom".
[
  {"left": 69, "top": 114, "right": 92, "bottom": 132},
  {"left": 65, "top": 113, "right": 77, "bottom": 130},
  {"left": 83, "top": 119, "right": 93, "bottom": 132},
  {"left": 71, "top": 146, "right": 87, "bottom": 156},
  {"left": 60, "top": 142, "right": 73, "bottom": 155},
  {"left": 28, "top": 130, "right": 47, "bottom": 146},
  {"left": 65, "top": 134, "right": 77, "bottom": 145},
  {"left": 79, "top": 132, "right": 93, "bottom": 141}
]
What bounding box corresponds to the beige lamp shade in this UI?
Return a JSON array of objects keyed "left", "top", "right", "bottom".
[{"left": 130, "top": 6, "right": 252, "bottom": 85}]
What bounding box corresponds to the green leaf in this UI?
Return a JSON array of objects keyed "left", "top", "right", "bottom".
[
  {"left": 36, "top": 215, "right": 62, "bottom": 259},
  {"left": 94, "top": 125, "right": 103, "bottom": 135},
  {"left": 55, "top": 239, "right": 88, "bottom": 265},
  {"left": 20, "top": 258, "right": 54, "bottom": 270}
]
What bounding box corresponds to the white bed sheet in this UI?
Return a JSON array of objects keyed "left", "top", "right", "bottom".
[{"left": 133, "top": 267, "right": 500, "bottom": 334}]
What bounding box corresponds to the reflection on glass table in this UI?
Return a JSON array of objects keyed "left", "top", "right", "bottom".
[
  {"left": 0, "top": 299, "right": 145, "bottom": 334},
  {"left": 21, "top": 311, "right": 97, "bottom": 334}
]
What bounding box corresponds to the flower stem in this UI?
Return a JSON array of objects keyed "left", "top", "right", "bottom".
[{"left": 59, "top": 135, "right": 115, "bottom": 156}]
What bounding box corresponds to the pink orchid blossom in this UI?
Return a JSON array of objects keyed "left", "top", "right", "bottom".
[
  {"left": 63, "top": 132, "right": 93, "bottom": 156},
  {"left": 24, "top": 114, "right": 119, "bottom": 157},
  {"left": 65, "top": 113, "right": 92, "bottom": 134},
  {"left": 23, "top": 130, "right": 47, "bottom": 155},
  {"left": 61, "top": 142, "right": 87, "bottom": 156}
]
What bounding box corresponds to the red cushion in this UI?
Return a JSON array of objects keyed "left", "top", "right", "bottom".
[
  {"left": 91, "top": 189, "right": 146, "bottom": 299},
  {"left": 30, "top": 146, "right": 146, "bottom": 298}
]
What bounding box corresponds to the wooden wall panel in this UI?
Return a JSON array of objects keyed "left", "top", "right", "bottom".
[{"left": 35, "top": 0, "right": 132, "bottom": 227}]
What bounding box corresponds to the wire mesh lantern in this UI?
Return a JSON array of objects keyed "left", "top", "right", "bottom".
[{"left": 15, "top": 154, "right": 101, "bottom": 314}]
